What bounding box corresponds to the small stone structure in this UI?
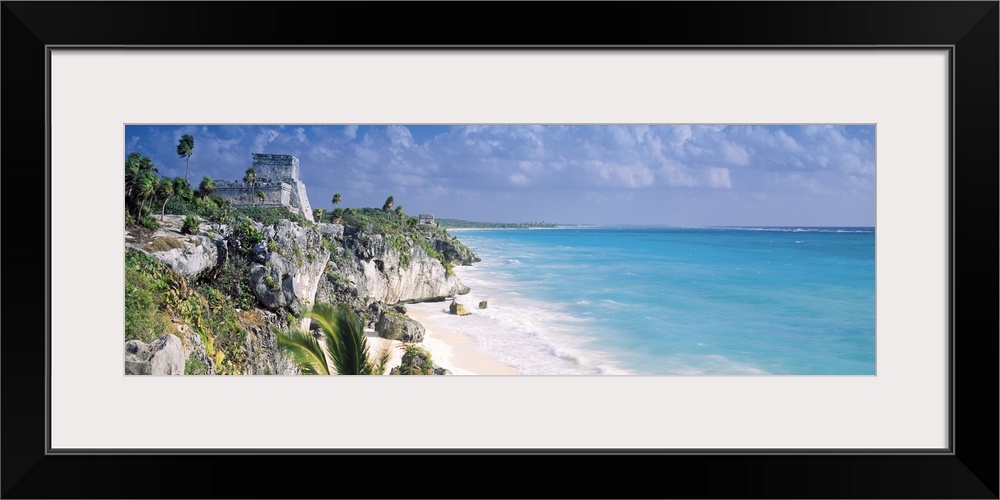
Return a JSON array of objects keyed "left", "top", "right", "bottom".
[
  {"left": 418, "top": 214, "right": 435, "bottom": 226},
  {"left": 215, "top": 153, "right": 314, "bottom": 222}
]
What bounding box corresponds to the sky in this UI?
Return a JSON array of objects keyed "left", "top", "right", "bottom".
[{"left": 123, "top": 124, "right": 875, "bottom": 226}]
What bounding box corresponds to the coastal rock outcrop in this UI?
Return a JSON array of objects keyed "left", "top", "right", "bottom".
[
  {"left": 241, "top": 309, "right": 302, "bottom": 375},
  {"left": 126, "top": 215, "right": 223, "bottom": 278},
  {"left": 249, "top": 219, "right": 331, "bottom": 315},
  {"left": 374, "top": 311, "right": 425, "bottom": 342},
  {"left": 450, "top": 300, "right": 471, "bottom": 316},
  {"left": 125, "top": 334, "right": 185, "bottom": 375},
  {"left": 428, "top": 232, "right": 481, "bottom": 266},
  {"left": 316, "top": 228, "right": 472, "bottom": 309},
  {"left": 390, "top": 345, "right": 452, "bottom": 375}
]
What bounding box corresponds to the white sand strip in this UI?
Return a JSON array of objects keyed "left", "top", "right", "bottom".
[{"left": 406, "top": 303, "right": 520, "bottom": 375}]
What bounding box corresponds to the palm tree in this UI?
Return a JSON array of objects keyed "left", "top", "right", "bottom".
[
  {"left": 256, "top": 189, "right": 266, "bottom": 207},
  {"left": 173, "top": 177, "right": 193, "bottom": 202},
  {"left": 243, "top": 167, "right": 257, "bottom": 195},
  {"left": 136, "top": 171, "right": 157, "bottom": 218},
  {"left": 157, "top": 177, "right": 175, "bottom": 220},
  {"left": 198, "top": 176, "right": 215, "bottom": 199},
  {"left": 176, "top": 134, "right": 195, "bottom": 182},
  {"left": 277, "top": 303, "right": 380, "bottom": 375},
  {"left": 331, "top": 208, "right": 344, "bottom": 223},
  {"left": 382, "top": 195, "right": 394, "bottom": 212},
  {"left": 394, "top": 205, "right": 404, "bottom": 219},
  {"left": 332, "top": 193, "right": 341, "bottom": 207},
  {"left": 125, "top": 153, "right": 156, "bottom": 201},
  {"left": 313, "top": 208, "right": 327, "bottom": 222}
]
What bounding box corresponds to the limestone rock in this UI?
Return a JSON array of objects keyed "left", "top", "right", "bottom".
[
  {"left": 126, "top": 215, "right": 221, "bottom": 278},
  {"left": 428, "top": 233, "right": 482, "bottom": 265},
  {"left": 249, "top": 219, "right": 331, "bottom": 315},
  {"left": 316, "top": 227, "right": 473, "bottom": 308},
  {"left": 240, "top": 309, "right": 302, "bottom": 375},
  {"left": 374, "top": 311, "right": 425, "bottom": 342},
  {"left": 478, "top": 300, "right": 488, "bottom": 309},
  {"left": 179, "top": 323, "right": 215, "bottom": 375},
  {"left": 449, "top": 300, "right": 471, "bottom": 316},
  {"left": 124, "top": 334, "right": 184, "bottom": 375}
]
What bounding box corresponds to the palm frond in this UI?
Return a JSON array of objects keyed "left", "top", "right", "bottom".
[
  {"left": 306, "top": 303, "right": 375, "bottom": 375},
  {"left": 275, "top": 327, "right": 329, "bottom": 375}
]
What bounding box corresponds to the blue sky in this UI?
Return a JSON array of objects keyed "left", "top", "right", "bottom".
[{"left": 124, "top": 124, "right": 875, "bottom": 226}]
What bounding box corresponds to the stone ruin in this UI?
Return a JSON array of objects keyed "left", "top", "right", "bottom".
[{"left": 215, "top": 153, "right": 314, "bottom": 222}]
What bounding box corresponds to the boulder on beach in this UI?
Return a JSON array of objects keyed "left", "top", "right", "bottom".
[
  {"left": 449, "top": 300, "right": 471, "bottom": 316},
  {"left": 478, "top": 300, "right": 488, "bottom": 309},
  {"left": 374, "top": 311, "right": 425, "bottom": 342}
]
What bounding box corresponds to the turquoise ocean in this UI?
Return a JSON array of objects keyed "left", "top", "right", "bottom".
[{"left": 438, "top": 226, "right": 875, "bottom": 375}]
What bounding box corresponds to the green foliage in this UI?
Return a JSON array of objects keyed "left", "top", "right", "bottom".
[
  {"left": 278, "top": 303, "right": 379, "bottom": 375},
  {"left": 198, "top": 176, "right": 215, "bottom": 198},
  {"left": 176, "top": 134, "right": 195, "bottom": 181},
  {"left": 332, "top": 193, "right": 341, "bottom": 206},
  {"left": 185, "top": 355, "right": 210, "bottom": 375},
  {"left": 125, "top": 251, "right": 174, "bottom": 343},
  {"left": 264, "top": 274, "right": 275, "bottom": 288},
  {"left": 243, "top": 167, "right": 257, "bottom": 186},
  {"left": 382, "top": 195, "right": 394, "bottom": 212},
  {"left": 276, "top": 328, "right": 330, "bottom": 375},
  {"left": 232, "top": 218, "right": 264, "bottom": 254},
  {"left": 202, "top": 252, "right": 258, "bottom": 310},
  {"left": 181, "top": 214, "right": 199, "bottom": 235},
  {"left": 331, "top": 208, "right": 344, "bottom": 221},
  {"left": 126, "top": 251, "right": 249, "bottom": 374},
  {"left": 390, "top": 344, "right": 436, "bottom": 375},
  {"left": 139, "top": 216, "right": 160, "bottom": 231}
]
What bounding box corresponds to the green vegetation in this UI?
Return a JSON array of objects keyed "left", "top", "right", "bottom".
[
  {"left": 382, "top": 195, "right": 394, "bottom": 212},
  {"left": 340, "top": 207, "right": 473, "bottom": 274},
  {"left": 202, "top": 252, "right": 257, "bottom": 310},
  {"left": 243, "top": 167, "right": 257, "bottom": 191},
  {"left": 232, "top": 218, "right": 264, "bottom": 253},
  {"left": 390, "top": 344, "right": 436, "bottom": 375},
  {"left": 436, "top": 219, "right": 559, "bottom": 229},
  {"left": 185, "top": 354, "right": 210, "bottom": 375},
  {"left": 176, "top": 134, "right": 195, "bottom": 182},
  {"left": 198, "top": 176, "right": 215, "bottom": 199},
  {"left": 277, "top": 302, "right": 383, "bottom": 375},
  {"left": 125, "top": 251, "right": 173, "bottom": 343},
  {"left": 125, "top": 250, "right": 250, "bottom": 374},
  {"left": 181, "top": 214, "right": 199, "bottom": 235},
  {"left": 124, "top": 152, "right": 162, "bottom": 229}
]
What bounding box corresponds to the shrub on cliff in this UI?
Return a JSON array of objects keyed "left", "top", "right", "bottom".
[{"left": 181, "top": 214, "right": 199, "bottom": 235}]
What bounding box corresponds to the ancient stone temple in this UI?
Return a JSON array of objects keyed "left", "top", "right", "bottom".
[{"left": 215, "top": 153, "right": 314, "bottom": 222}]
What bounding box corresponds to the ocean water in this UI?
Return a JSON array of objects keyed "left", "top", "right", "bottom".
[{"left": 433, "top": 226, "right": 875, "bottom": 375}]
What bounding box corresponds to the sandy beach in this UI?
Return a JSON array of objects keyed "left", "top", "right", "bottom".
[{"left": 365, "top": 302, "right": 519, "bottom": 375}]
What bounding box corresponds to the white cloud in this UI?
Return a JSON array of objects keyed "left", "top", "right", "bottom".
[
  {"left": 343, "top": 125, "right": 358, "bottom": 140},
  {"left": 722, "top": 141, "right": 751, "bottom": 166},
  {"left": 707, "top": 167, "right": 732, "bottom": 188},
  {"left": 295, "top": 127, "right": 308, "bottom": 144}
]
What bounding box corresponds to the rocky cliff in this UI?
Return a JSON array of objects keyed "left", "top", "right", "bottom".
[{"left": 125, "top": 213, "right": 479, "bottom": 375}]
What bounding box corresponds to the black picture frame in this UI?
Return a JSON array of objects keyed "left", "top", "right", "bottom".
[{"left": 3, "top": 2, "right": 996, "bottom": 498}]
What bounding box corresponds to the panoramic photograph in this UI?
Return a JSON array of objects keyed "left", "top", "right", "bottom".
[{"left": 123, "top": 124, "right": 875, "bottom": 376}]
